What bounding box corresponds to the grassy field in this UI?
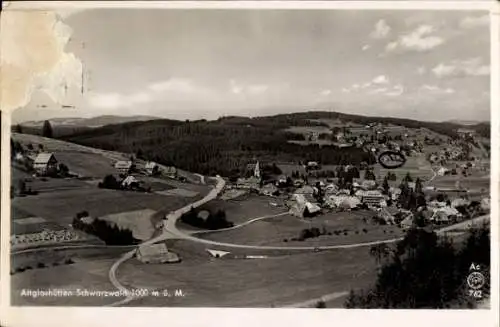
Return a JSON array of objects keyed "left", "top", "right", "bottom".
[
  {"left": 11, "top": 187, "right": 199, "bottom": 226},
  {"left": 285, "top": 126, "right": 332, "bottom": 135},
  {"left": 199, "top": 210, "right": 403, "bottom": 247},
  {"left": 116, "top": 240, "right": 378, "bottom": 307},
  {"left": 53, "top": 151, "right": 118, "bottom": 177},
  {"left": 100, "top": 209, "right": 157, "bottom": 241}
]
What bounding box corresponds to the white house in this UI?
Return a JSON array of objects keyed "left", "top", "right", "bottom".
[
  {"left": 145, "top": 161, "right": 159, "bottom": 175},
  {"left": 289, "top": 193, "right": 321, "bottom": 217},
  {"left": 33, "top": 152, "right": 58, "bottom": 176},
  {"left": 261, "top": 183, "right": 279, "bottom": 196},
  {"left": 437, "top": 167, "right": 450, "bottom": 176},
  {"left": 114, "top": 161, "right": 133, "bottom": 173}
]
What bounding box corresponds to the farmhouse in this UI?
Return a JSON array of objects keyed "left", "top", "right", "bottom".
[
  {"left": 289, "top": 193, "right": 321, "bottom": 217},
  {"left": 437, "top": 167, "right": 450, "bottom": 176},
  {"left": 136, "top": 243, "right": 180, "bottom": 264},
  {"left": 163, "top": 166, "right": 177, "bottom": 178},
  {"left": 359, "top": 190, "right": 386, "bottom": 207},
  {"left": 326, "top": 195, "right": 360, "bottom": 210},
  {"left": 121, "top": 175, "right": 139, "bottom": 188},
  {"left": 145, "top": 161, "right": 160, "bottom": 175},
  {"left": 33, "top": 152, "right": 58, "bottom": 176},
  {"left": 114, "top": 161, "right": 133, "bottom": 173},
  {"left": 260, "top": 183, "right": 279, "bottom": 196}
]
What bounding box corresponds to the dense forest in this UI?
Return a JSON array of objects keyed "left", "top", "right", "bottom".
[
  {"left": 57, "top": 111, "right": 487, "bottom": 176},
  {"left": 61, "top": 116, "right": 374, "bottom": 176},
  {"left": 345, "top": 225, "right": 490, "bottom": 308}
]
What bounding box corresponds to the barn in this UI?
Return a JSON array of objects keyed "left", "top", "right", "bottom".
[{"left": 33, "top": 153, "right": 58, "bottom": 176}]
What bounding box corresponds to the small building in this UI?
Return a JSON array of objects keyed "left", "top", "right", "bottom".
[
  {"left": 261, "top": 183, "right": 279, "bottom": 196},
  {"left": 145, "top": 161, "right": 160, "bottom": 175},
  {"left": 114, "top": 161, "right": 133, "bottom": 174},
  {"left": 136, "top": 243, "right": 180, "bottom": 264},
  {"left": 289, "top": 193, "right": 321, "bottom": 217},
  {"left": 360, "top": 190, "right": 386, "bottom": 207},
  {"left": 33, "top": 152, "right": 58, "bottom": 176},
  {"left": 206, "top": 249, "right": 231, "bottom": 258},
  {"left": 197, "top": 210, "right": 210, "bottom": 221},
  {"left": 437, "top": 167, "right": 450, "bottom": 176},
  {"left": 163, "top": 166, "right": 177, "bottom": 178},
  {"left": 121, "top": 175, "right": 139, "bottom": 188}
]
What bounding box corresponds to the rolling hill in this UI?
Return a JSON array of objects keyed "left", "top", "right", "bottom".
[{"left": 54, "top": 110, "right": 489, "bottom": 177}]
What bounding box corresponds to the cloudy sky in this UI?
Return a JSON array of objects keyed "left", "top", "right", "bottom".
[{"left": 13, "top": 9, "right": 491, "bottom": 123}]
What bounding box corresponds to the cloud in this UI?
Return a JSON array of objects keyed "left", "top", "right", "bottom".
[
  {"left": 362, "top": 45, "right": 371, "bottom": 51},
  {"left": 368, "top": 87, "right": 388, "bottom": 95},
  {"left": 372, "top": 75, "right": 389, "bottom": 85},
  {"left": 385, "top": 84, "right": 404, "bottom": 97},
  {"left": 229, "top": 80, "right": 269, "bottom": 95},
  {"left": 370, "top": 19, "right": 391, "bottom": 39},
  {"left": 432, "top": 57, "right": 489, "bottom": 78},
  {"left": 385, "top": 24, "right": 444, "bottom": 53},
  {"left": 320, "top": 89, "right": 332, "bottom": 96},
  {"left": 417, "top": 66, "right": 426, "bottom": 75},
  {"left": 149, "top": 78, "right": 201, "bottom": 93},
  {"left": 89, "top": 78, "right": 213, "bottom": 109},
  {"left": 420, "top": 84, "right": 455, "bottom": 94},
  {"left": 459, "top": 14, "right": 489, "bottom": 29}
]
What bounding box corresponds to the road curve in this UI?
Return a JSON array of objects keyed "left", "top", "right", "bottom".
[
  {"left": 191, "top": 212, "right": 290, "bottom": 235},
  {"left": 107, "top": 176, "right": 227, "bottom": 306},
  {"left": 168, "top": 212, "right": 490, "bottom": 251}
]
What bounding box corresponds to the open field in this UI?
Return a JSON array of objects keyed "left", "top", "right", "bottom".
[
  {"left": 199, "top": 210, "right": 404, "bottom": 247},
  {"left": 53, "top": 151, "right": 118, "bottom": 177},
  {"left": 11, "top": 187, "right": 199, "bottom": 227},
  {"left": 285, "top": 126, "right": 332, "bottom": 135},
  {"left": 116, "top": 242, "right": 377, "bottom": 307},
  {"left": 11, "top": 257, "right": 124, "bottom": 306},
  {"left": 100, "top": 209, "right": 157, "bottom": 241}
]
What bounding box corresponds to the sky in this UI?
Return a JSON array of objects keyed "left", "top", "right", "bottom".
[{"left": 12, "top": 9, "right": 491, "bottom": 123}]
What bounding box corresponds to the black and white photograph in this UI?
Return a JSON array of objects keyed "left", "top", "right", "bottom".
[{"left": 1, "top": 2, "right": 497, "bottom": 321}]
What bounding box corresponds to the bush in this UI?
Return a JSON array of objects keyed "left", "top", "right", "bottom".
[
  {"left": 36, "top": 263, "right": 46, "bottom": 269},
  {"left": 362, "top": 228, "right": 368, "bottom": 233},
  {"left": 64, "top": 258, "right": 74, "bottom": 265},
  {"left": 16, "top": 267, "right": 25, "bottom": 273}
]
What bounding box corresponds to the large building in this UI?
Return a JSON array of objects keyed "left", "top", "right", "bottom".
[{"left": 33, "top": 152, "right": 58, "bottom": 176}]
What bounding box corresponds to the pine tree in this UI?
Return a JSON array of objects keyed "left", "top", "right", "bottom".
[
  {"left": 382, "top": 177, "right": 390, "bottom": 195},
  {"left": 42, "top": 120, "right": 53, "bottom": 138}
]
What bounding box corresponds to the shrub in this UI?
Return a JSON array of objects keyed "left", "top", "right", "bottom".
[
  {"left": 344, "top": 232, "right": 348, "bottom": 236},
  {"left": 16, "top": 267, "right": 25, "bottom": 273},
  {"left": 53, "top": 262, "right": 59, "bottom": 266},
  {"left": 37, "top": 262, "right": 46, "bottom": 268},
  {"left": 64, "top": 258, "right": 74, "bottom": 265},
  {"left": 362, "top": 228, "right": 368, "bottom": 233}
]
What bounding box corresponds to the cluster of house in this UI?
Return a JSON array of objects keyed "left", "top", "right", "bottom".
[
  {"left": 113, "top": 160, "right": 177, "bottom": 178},
  {"left": 10, "top": 229, "right": 83, "bottom": 249}
]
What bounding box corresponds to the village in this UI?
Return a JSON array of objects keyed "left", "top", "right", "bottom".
[{"left": 8, "top": 119, "right": 491, "bottom": 308}]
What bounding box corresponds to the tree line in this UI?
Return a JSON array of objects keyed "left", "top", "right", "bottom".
[{"left": 345, "top": 225, "right": 490, "bottom": 308}]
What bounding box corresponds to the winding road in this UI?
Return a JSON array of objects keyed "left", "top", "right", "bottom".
[{"left": 107, "top": 173, "right": 490, "bottom": 306}]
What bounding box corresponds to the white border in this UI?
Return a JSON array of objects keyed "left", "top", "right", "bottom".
[
  {"left": 2, "top": 0, "right": 496, "bottom": 11},
  {"left": 1, "top": 2, "right": 499, "bottom": 327}
]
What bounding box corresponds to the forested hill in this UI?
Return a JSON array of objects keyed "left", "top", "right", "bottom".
[{"left": 59, "top": 111, "right": 486, "bottom": 176}]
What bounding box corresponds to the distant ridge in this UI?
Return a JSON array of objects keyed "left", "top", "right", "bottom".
[
  {"left": 446, "top": 119, "right": 489, "bottom": 126},
  {"left": 20, "top": 115, "right": 160, "bottom": 128}
]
